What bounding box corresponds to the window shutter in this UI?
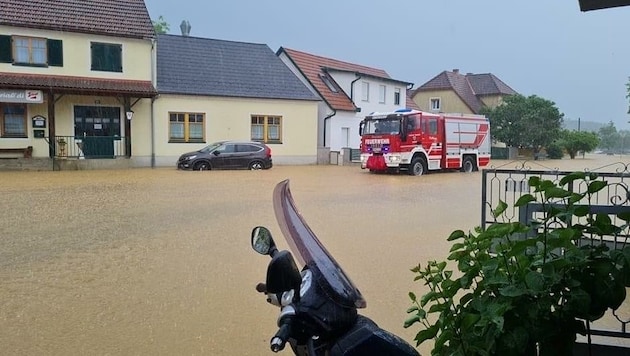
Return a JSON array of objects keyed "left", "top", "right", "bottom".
[
  {"left": 0, "top": 35, "right": 12, "bottom": 63},
  {"left": 115, "top": 44, "right": 122, "bottom": 72},
  {"left": 47, "top": 39, "right": 63, "bottom": 66}
]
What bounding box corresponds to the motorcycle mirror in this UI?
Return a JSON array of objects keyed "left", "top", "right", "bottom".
[{"left": 251, "top": 226, "right": 277, "bottom": 256}]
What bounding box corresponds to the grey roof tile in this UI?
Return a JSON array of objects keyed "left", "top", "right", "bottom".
[{"left": 156, "top": 34, "right": 318, "bottom": 101}]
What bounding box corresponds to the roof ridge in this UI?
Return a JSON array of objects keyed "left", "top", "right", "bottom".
[{"left": 282, "top": 47, "right": 388, "bottom": 74}]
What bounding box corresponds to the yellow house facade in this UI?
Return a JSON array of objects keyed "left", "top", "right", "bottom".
[
  {"left": 151, "top": 95, "right": 318, "bottom": 166},
  {"left": 0, "top": 1, "right": 320, "bottom": 169},
  {"left": 0, "top": 0, "right": 156, "bottom": 166},
  {"left": 411, "top": 69, "right": 517, "bottom": 115},
  {"left": 152, "top": 34, "right": 320, "bottom": 167}
]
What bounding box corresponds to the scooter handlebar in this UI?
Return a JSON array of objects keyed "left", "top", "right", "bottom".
[{"left": 270, "top": 319, "right": 292, "bottom": 352}]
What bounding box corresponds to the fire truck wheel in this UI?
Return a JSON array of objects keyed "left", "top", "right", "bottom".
[
  {"left": 461, "top": 156, "right": 476, "bottom": 173},
  {"left": 409, "top": 156, "right": 427, "bottom": 176}
]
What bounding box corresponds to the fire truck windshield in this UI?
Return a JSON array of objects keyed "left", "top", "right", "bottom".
[{"left": 363, "top": 118, "right": 400, "bottom": 135}]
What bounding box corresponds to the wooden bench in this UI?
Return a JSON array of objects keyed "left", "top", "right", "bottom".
[{"left": 0, "top": 146, "right": 33, "bottom": 158}]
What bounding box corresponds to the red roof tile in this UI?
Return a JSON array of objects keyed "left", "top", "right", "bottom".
[
  {"left": 0, "top": 72, "right": 157, "bottom": 97},
  {"left": 279, "top": 48, "right": 396, "bottom": 112},
  {"left": 0, "top": 0, "right": 155, "bottom": 39},
  {"left": 405, "top": 89, "right": 421, "bottom": 110}
]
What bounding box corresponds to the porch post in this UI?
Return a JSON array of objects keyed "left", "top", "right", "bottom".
[
  {"left": 124, "top": 97, "right": 132, "bottom": 158},
  {"left": 47, "top": 90, "right": 56, "bottom": 158}
]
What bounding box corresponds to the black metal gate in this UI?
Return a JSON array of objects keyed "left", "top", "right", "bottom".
[{"left": 481, "top": 160, "right": 630, "bottom": 353}]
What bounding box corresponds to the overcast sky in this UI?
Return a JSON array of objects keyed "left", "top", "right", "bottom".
[{"left": 144, "top": 0, "right": 630, "bottom": 128}]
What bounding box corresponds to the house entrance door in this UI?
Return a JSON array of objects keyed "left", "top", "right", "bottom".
[{"left": 74, "top": 106, "right": 121, "bottom": 158}]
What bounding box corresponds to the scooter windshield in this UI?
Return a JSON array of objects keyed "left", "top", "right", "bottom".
[{"left": 273, "top": 180, "right": 366, "bottom": 309}]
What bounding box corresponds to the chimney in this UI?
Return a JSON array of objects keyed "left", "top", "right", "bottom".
[
  {"left": 452, "top": 69, "right": 459, "bottom": 74},
  {"left": 180, "top": 20, "right": 191, "bottom": 36}
]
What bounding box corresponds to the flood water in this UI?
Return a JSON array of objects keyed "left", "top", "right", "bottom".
[{"left": 1, "top": 155, "right": 628, "bottom": 355}]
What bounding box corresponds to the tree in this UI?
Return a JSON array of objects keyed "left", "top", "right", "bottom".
[
  {"left": 481, "top": 94, "right": 564, "bottom": 153},
  {"left": 598, "top": 121, "right": 619, "bottom": 153},
  {"left": 618, "top": 129, "right": 630, "bottom": 154},
  {"left": 559, "top": 129, "right": 600, "bottom": 159},
  {"left": 152, "top": 16, "right": 170, "bottom": 34}
]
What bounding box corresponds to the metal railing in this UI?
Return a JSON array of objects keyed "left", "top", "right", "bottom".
[
  {"left": 481, "top": 160, "right": 630, "bottom": 351},
  {"left": 52, "top": 136, "right": 129, "bottom": 159}
]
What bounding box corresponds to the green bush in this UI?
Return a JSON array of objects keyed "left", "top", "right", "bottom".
[
  {"left": 405, "top": 172, "right": 630, "bottom": 355},
  {"left": 546, "top": 142, "right": 564, "bottom": 159}
]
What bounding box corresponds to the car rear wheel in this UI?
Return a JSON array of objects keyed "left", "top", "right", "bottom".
[
  {"left": 249, "top": 161, "right": 264, "bottom": 170},
  {"left": 193, "top": 161, "right": 211, "bottom": 171},
  {"left": 461, "top": 156, "right": 476, "bottom": 173}
]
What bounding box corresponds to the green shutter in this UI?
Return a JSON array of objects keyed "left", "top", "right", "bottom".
[
  {"left": 116, "top": 44, "right": 122, "bottom": 72},
  {"left": 91, "top": 42, "right": 122, "bottom": 72},
  {"left": 47, "top": 39, "right": 63, "bottom": 66},
  {"left": 0, "top": 35, "right": 12, "bottom": 63}
]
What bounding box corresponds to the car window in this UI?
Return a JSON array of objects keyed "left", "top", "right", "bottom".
[
  {"left": 217, "top": 144, "right": 236, "bottom": 153},
  {"left": 237, "top": 144, "right": 262, "bottom": 153}
]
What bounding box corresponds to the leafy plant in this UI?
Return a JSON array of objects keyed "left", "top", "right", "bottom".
[
  {"left": 545, "top": 141, "right": 563, "bottom": 159},
  {"left": 405, "top": 172, "right": 630, "bottom": 355}
]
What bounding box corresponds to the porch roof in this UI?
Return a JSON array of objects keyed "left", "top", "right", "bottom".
[{"left": 0, "top": 72, "right": 157, "bottom": 97}]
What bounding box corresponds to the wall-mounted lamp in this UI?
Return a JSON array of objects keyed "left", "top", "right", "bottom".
[{"left": 126, "top": 110, "right": 134, "bottom": 120}]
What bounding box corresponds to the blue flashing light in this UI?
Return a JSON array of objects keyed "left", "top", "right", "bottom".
[{"left": 395, "top": 108, "right": 412, "bottom": 113}]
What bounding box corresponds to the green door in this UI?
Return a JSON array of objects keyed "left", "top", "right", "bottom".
[{"left": 74, "top": 106, "right": 121, "bottom": 158}]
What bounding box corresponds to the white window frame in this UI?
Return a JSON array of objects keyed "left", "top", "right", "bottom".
[
  {"left": 394, "top": 88, "right": 401, "bottom": 105},
  {"left": 430, "top": 97, "right": 441, "bottom": 111},
  {"left": 361, "top": 82, "right": 369, "bottom": 102},
  {"left": 378, "top": 85, "right": 386, "bottom": 104}
]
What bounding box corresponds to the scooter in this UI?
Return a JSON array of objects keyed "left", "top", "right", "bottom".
[{"left": 251, "top": 179, "right": 420, "bottom": 355}]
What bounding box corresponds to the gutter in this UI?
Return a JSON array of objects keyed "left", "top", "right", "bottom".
[
  {"left": 323, "top": 110, "right": 336, "bottom": 147},
  {"left": 150, "top": 37, "right": 157, "bottom": 168},
  {"left": 350, "top": 73, "right": 362, "bottom": 104}
]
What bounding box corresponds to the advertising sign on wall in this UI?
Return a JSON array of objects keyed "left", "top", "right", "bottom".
[{"left": 0, "top": 90, "right": 44, "bottom": 103}]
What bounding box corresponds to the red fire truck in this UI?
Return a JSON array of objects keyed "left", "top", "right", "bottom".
[{"left": 359, "top": 109, "right": 491, "bottom": 175}]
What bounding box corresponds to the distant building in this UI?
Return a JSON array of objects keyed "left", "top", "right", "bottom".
[
  {"left": 277, "top": 48, "right": 414, "bottom": 152},
  {"left": 411, "top": 69, "right": 517, "bottom": 115}
]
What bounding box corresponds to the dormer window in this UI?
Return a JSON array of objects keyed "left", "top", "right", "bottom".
[{"left": 320, "top": 74, "right": 338, "bottom": 93}]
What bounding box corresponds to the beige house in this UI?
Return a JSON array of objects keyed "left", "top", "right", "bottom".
[
  {"left": 0, "top": 0, "right": 156, "bottom": 166},
  {"left": 153, "top": 35, "right": 319, "bottom": 167},
  {"left": 411, "top": 69, "right": 517, "bottom": 115},
  {"left": 0, "top": 0, "right": 319, "bottom": 169}
]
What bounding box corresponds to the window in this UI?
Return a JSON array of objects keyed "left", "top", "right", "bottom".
[
  {"left": 14, "top": 36, "right": 46, "bottom": 65},
  {"left": 0, "top": 35, "right": 63, "bottom": 66},
  {"left": 91, "top": 42, "right": 122, "bottom": 72},
  {"left": 169, "top": 112, "right": 205, "bottom": 142},
  {"left": 426, "top": 118, "right": 438, "bottom": 135},
  {"left": 251, "top": 115, "right": 282, "bottom": 143},
  {"left": 361, "top": 82, "right": 369, "bottom": 102},
  {"left": 1, "top": 104, "right": 27, "bottom": 138},
  {"left": 430, "top": 97, "right": 441, "bottom": 111},
  {"left": 394, "top": 88, "right": 401, "bottom": 105},
  {"left": 379, "top": 85, "right": 386, "bottom": 104},
  {"left": 320, "top": 74, "right": 338, "bottom": 93}
]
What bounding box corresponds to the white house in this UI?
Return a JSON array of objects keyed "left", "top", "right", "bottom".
[{"left": 277, "top": 48, "right": 417, "bottom": 153}]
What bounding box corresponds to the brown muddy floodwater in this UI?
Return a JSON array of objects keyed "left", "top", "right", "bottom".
[{"left": 1, "top": 155, "right": 628, "bottom": 355}]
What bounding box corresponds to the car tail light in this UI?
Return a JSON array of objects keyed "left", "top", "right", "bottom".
[{"left": 265, "top": 146, "right": 272, "bottom": 158}]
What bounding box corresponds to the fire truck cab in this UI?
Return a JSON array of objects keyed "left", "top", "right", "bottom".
[{"left": 359, "top": 109, "right": 491, "bottom": 175}]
